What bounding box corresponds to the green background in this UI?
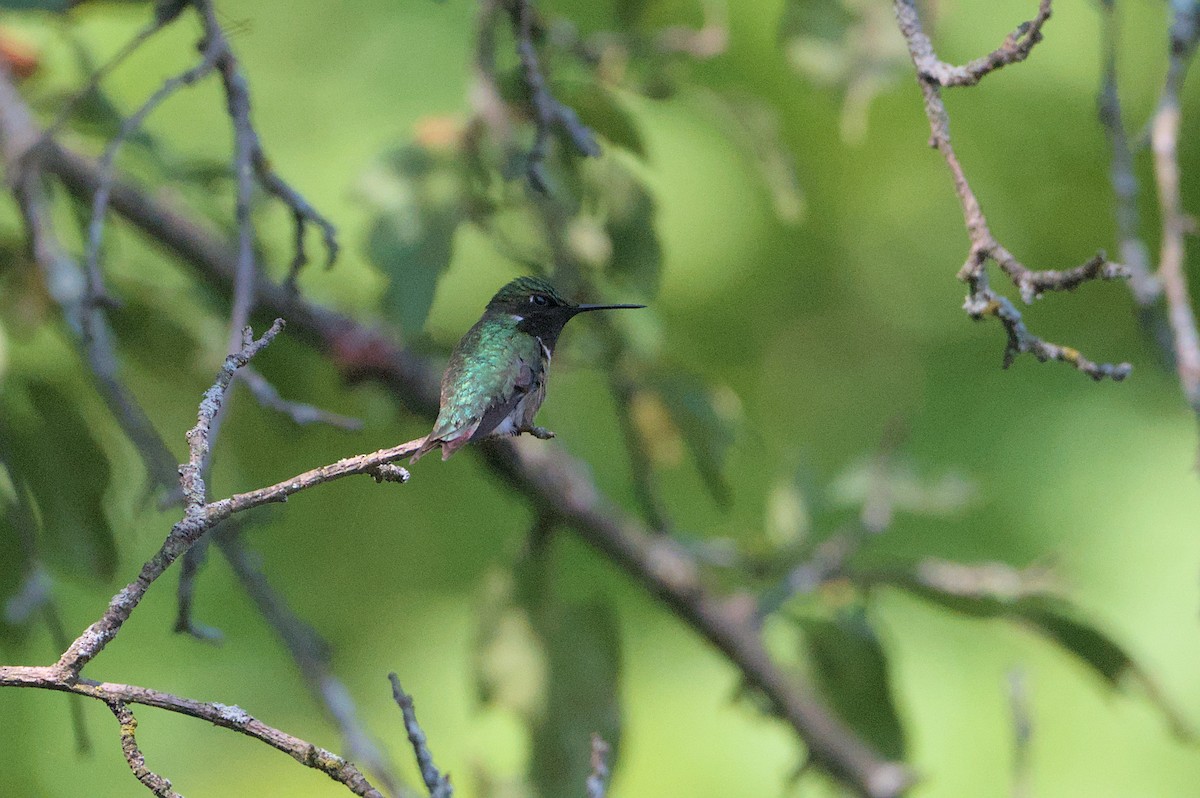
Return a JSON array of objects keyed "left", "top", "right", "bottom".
[{"left": 3, "top": 1, "right": 1200, "bottom": 796}]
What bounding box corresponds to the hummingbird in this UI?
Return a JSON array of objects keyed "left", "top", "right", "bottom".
[{"left": 410, "top": 276, "right": 645, "bottom": 462}]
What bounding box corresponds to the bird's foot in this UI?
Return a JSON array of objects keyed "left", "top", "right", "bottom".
[{"left": 524, "top": 425, "right": 556, "bottom": 440}]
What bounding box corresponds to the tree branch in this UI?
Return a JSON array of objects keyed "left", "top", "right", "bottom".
[
  {"left": 54, "top": 321, "right": 284, "bottom": 677},
  {"left": 897, "top": 0, "right": 1052, "bottom": 87},
  {"left": 0, "top": 666, "right": 383, "bottom": 798},
  {"left": 893, "top": 0, "right": 1131, "bottom": 381},
  {"left": 110, "top": 702, "right": 182, "bottom": 798}
]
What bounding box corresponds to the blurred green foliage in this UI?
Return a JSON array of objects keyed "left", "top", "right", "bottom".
[{"left": 2, "top": 1, "right": 1200, "bottom": 797}]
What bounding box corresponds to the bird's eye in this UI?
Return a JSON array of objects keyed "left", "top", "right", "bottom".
[{"left": 531, "top": 294, "right": 550, "bottom": 306}]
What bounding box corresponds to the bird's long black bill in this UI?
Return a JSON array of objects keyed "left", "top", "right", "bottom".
[{"left": 573, "top": 303, "right": 647, "bottom": 313}]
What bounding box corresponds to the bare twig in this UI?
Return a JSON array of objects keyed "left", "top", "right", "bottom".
[
  {"left": 1150, "top": 2, "right": 1200, "bottom": 412},
  {"left": 893, "top": 0, "right": 1131, "bottom": 381},
  {"left": 110, "top": 702, "right": 182, "bottom": 798},
  {"left": 54, "top": 422, "right": 416, "bottom": 676},
  {"left": 239, "top": 365, "right": 363, "bottom": 429},
  {"left": 898, "top": 0, "right": 1052, "bottom": 87},
  {"left": 2, "top": 14, "right": 385, "bottom": 794},
  {"left": 173, "top": 538, "right": 224, "bottom": 642},
  {"left": 507, "top": 0, "right": 600, "bottom": 191},
  {"left": 586, "top": 733, "right": 611, "bottom": 798},
  {"left": 193, "top": 0, "right": 337, "bottom": 286},
  {"left": 83, "top": 46, "right": 221, "bottom": 308},
  {"left": 389, "top": 674, "right": 453, "bottom": 798},
  {"left": 37, "top": 2, "right": 187, "bottom": 145},
  {"left": 0, "top": 666, "right": 384, "bottom": 798}
]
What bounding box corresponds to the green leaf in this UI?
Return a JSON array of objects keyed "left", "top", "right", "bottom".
[
  {"left": 558, "top": 82, "right": 645, "bottom": 158},
  {"left": 796, "top": 608, "right": 906, "bottom": 759},
  {"left": 476, "top": 556, "right": 623, "bottom": 798},
  {"left": 0, "top": 381, "right": 116, "bottom": 581},
  {"left": 0, "top": 0, "right": 71, "bottom": 10},
  {"left": 652, "top": 373, "right": 735, "bottom": 505},
  {"left": 529, "top": 600, "right": 622, "bottom": 798},
  {"left": 604, "top": 171, "right": 662, "bottom": 299},
  {"left": 779, "top": 0, "right": 856, "bottom": 43},
  {"left": 369, "top": 208, "right": 460, "bottom": 336},
  {"left": 869, "top": 559, "right": 1190, "bottom": 736},
  {"left": 473, "top": 568, "right": 547, "bottom": 718},
  {"left": 361, "top": 144, "right": 465, "bottom": 335}
]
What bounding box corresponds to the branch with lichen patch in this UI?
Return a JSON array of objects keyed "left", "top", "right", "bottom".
[
  {"left": 0, "top": 667, "right": 383, "bottom": 798},
  {"left": 111, "top": 702, "right": 181, "bottom": 798}
]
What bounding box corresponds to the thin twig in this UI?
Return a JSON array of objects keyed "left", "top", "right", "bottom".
[
  {"left": 0, "top": 22, "right": 389, "bottom": 794},
  {"left": 110, "top": 702, "right": 182, "bottom": 798},
  {"left": 899, "top": 0, "right": 1052, "bottom": 87},
  {"left": 389, "top": 674, "right": 453, "bottom": 798},
  {"left": 83, "top": 45, "right": 221, "bottom": 308},
  {"left": 194, "top": 0, "right": 337, "bottom": 285},
  {"left": 0, "top": 666, "right": 384, "bottom": 798},
  {"left": 239, "top": 366, "right": 363, "bottom": 429},
  {"left": 54, "top": 321, "right": 284, "bottom": 676},
  {"left": 893, "top": 0, "right": 1131, "bottom": 381},
  {"left": 53, "top": 429, "right": 417, "bottom": 678},
  {"left": 36, "top": 2, "right": 187, "bottom": 146},
  {"left": 173, "top": 538, "right": 223, "bottom": 642},
  {"left": 1097, "top": 2, "right": 1159, "bottom": 306}
]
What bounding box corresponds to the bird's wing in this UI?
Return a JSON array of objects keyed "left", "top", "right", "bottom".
[
  {"left": 413, "top": 329, "right": 539, "bottom": 461},
  {"left": 471, "top": 357, "right": 538, "bottom": 441}
]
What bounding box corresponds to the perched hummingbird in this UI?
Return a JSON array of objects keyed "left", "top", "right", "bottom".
[{"left": 410, "top": 276, "right": 645, "bottom": 462}]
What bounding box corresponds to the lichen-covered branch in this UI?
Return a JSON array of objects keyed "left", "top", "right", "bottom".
[
  {"left": 0, "top": 666, "right": 383, "bottom": 798},
  {"left": 110, "top": 702, "right": 182, "bottom": 798},
  {"left": 54, "top": 321, "right": 284, "bottom": 677},
  {"left": 893, "top": 0, "right": 1131, "bottom": 380}
]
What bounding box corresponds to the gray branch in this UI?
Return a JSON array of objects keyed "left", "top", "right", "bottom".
[
  {"left": 893, "top": 0, "right": 1131, "bottom": 380},
  {"left": 389, "top": 675, "right": 452, "bottom": 798}
]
